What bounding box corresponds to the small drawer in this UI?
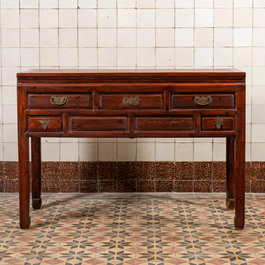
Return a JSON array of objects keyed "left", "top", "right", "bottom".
[
  {"left": 28, "top": 116, "right": 62, "bottom": 132},
  {"left": 135, "top": 117, "right": 194, "bottom": 131},
  {"left": 70, "top": 116, "right": 128, "bottom": 131},
  {"left": 171, "top": 93, "right": 235, "bottom": 109},
  {"left": 98, "top": 93, "right": 164, "bottom": 110},
  {"left": 202, "top": 116, "right": 235, "bottom": 131},
  {"left": 28, "top": 94, "right": 91, "bottom": 109}
]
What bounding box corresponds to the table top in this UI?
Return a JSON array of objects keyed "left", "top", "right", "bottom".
[
  {"left": 18, "top": 68, "right": 245, "bottom": 76},
  {"left": 17, "top": 69, "right": 246, "bottom": 84}
]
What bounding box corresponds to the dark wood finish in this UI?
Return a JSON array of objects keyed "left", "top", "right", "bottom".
[
  {"left": 201, "top": 116, "right": 235, "bottom": 131},
  {"left": 17, "top": 86, "right": 30, "bottom": 229},
  {"left": 28, "top": 116, "right": 62, "bottom": 132},
  {"left": 171, "top": 94, "right": 235, "bottom": 109},
  {"left": 17, "top": 69, "right": 246, "bottom": 230},
  {"left": 99, "top": 93, "right": 164, "bottom": 110},
  {"left": 31, "top": 137, "right": 42, "bottom": 209},
  {"left": 70, "top": 116, "right": 128, "bottom": 131},
  {"left": 17, "top": 68, "right": 245, "bottom": 84},
  {"left": 135, "top": 117, "right": 194, "bottom": 131},
  {"left": 226, "top": 137, "right": 235, "bottom": 210},
  {"left": 28, "top": 93, "right": 91, "bottom": 109},
  {"left": 235, "top": 88, "right": 245, "bottom": 229}
]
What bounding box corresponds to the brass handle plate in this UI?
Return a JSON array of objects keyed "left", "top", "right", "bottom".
[
  {"left": 215, "top": 116, "right": 224, "bottom": 129},
  {"left": 122, "top": 97, "right": 141, "bottom": 106},
  {"left": 50, "top": 96, "right": 68, "bottom": 106},
  {"left": 39, "top": 119, "right": 51, "bottom": 130},
  {"left": 194, "top": 96, "right": 212, "bottom": 106}
]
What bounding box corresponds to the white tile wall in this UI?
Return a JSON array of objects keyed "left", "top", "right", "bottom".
[
  {"left": 99, "top": 143, "right": 117, "bottom": 161},
  {"left": 79, "top": 143, "right": 98, "bottom": 161},
  {"left": 175, "top": 143, "right": 193, "bottom": 162},
  {"left": 0, "top": 0, "right": 265, "bottom": 162},
  {"left": 156, "top": 143, "right": 174, "bottom": 161},
  {"left": 117, "top": 143, "right": 136, "bottom": 161},
  {"left": 137, "top": 143, "right": 155, "bottom": 161},
  {"left": 42, "top": 143, "right": 60, "bottom": 161}
]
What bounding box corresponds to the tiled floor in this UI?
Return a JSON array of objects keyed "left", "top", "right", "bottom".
[{"left": 0, "top": 193, "right": 265, "bottom": 265}]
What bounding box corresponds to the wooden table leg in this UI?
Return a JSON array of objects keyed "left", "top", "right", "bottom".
[
  {"left": 234, "top": 87, "right": 245, "bottom": 230},
  {"left": 234, "top": 133, "right": 245, "bottom": 230},
  {"left": 18, "top": 134, "right": 30, "bottom": 229},
  {"left": 226, "top": 137, "right": 235, "bottom": 210},
  {"left": 31, "top": 137, "right": 42, "bottom": 210}
]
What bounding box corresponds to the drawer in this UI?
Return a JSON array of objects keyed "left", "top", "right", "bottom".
[
  {"left": 98, "top": 93, "right": 164, "bottom": 110},
  {"left": 70, "top": 116, "right": 128, "bottom": 131},
  {"left": 28, "top": 116, "right": 62, "bottom": 132},
  {"left": 28, "top": 94, "right": 91, "bottom": 109},
  {"left": 135, "top": 117, "right": 194, "bottom": 131},
  {"left": 201, "top": 116, "right": 235, "bottom": 131},
  {"left": 171, "top": 93, "right": 234, "bottom": 109}
]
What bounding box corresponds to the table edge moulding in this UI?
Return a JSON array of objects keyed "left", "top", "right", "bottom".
[{"left": 17, "top": 69, "right": 246, "bottom": 230}]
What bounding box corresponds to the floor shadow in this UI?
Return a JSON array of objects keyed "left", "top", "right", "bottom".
[{"left": 41, "top": 193, "right": 89, "bottom": 209}]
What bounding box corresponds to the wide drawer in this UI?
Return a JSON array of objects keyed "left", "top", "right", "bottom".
[
  {"left": 98, "top": 93, "right": 164, "bottom": 110},
  {"left": 201, "top": 116, "right": 235, "bottom": 131},
  {"left": 70, "top": 116, "right": 128, "bottom": 131},
  {"left": 28, "top": 116, "right": 62, "bottom": 132},
  {"left": 135, "top": 117, "right": 194, "bottom": 131},
  {"left": 171, "top": 93, "right": 235, "bottom": 109},
  {"left": 28, "top": 94, "right": 92, "bottom": 109}
]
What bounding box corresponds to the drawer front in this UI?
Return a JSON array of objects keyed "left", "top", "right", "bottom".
[
  {"left": 28, "top": 94, "right": 91, "bottom": 109},
  {"left": 202, "top": 116, "right": 235, "bottom": 131},
  {"left": 135, "top": 117, "right": 194, "bottom": 131},
  {"left": 28, "top": 116, "right": 62, "bottom": 132},
  {"left": 70, "top": 116, "right": 128, "bottom": 131},
  {"left": 98, "top": 93, "right": 164, "bottom": 110},
  {"left": 171, "top": 94, "right": 234, "bottom": 109}
]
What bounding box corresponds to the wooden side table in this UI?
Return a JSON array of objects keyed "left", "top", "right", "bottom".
[{"left": 17, "top": 69, "right": 246, "bottom": 229}]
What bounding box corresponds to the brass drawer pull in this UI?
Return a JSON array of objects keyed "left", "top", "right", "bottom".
[
  {"left": 50, "top": 96, "right": 68, "bottom": 106},
  {"left": 194, "top": 96, "right": 212, "bottom": 106},
  {"left": 122, "top": 97, "right": 141, "bottom": 106},
  {"left": 39, "top": 119, "right": 51, "bottom": 130},
  {"left": 215, "top": 116, "right": 224, "bottom": 129}
]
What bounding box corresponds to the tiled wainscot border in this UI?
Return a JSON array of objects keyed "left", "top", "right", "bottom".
[{"left": 0, "top": 161, "right": 263, "bottom": 193}]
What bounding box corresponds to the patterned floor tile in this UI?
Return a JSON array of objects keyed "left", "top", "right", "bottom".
[{"left": 1, "top": 193, "right": 265, "bottom": 264}]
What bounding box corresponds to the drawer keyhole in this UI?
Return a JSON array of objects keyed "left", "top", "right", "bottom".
[
  {"left": 39, "top": 119, "right": 51, "bottom": 130},
  {"left": 215, "top": 116, "right": 224, "bottom": 129}
]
